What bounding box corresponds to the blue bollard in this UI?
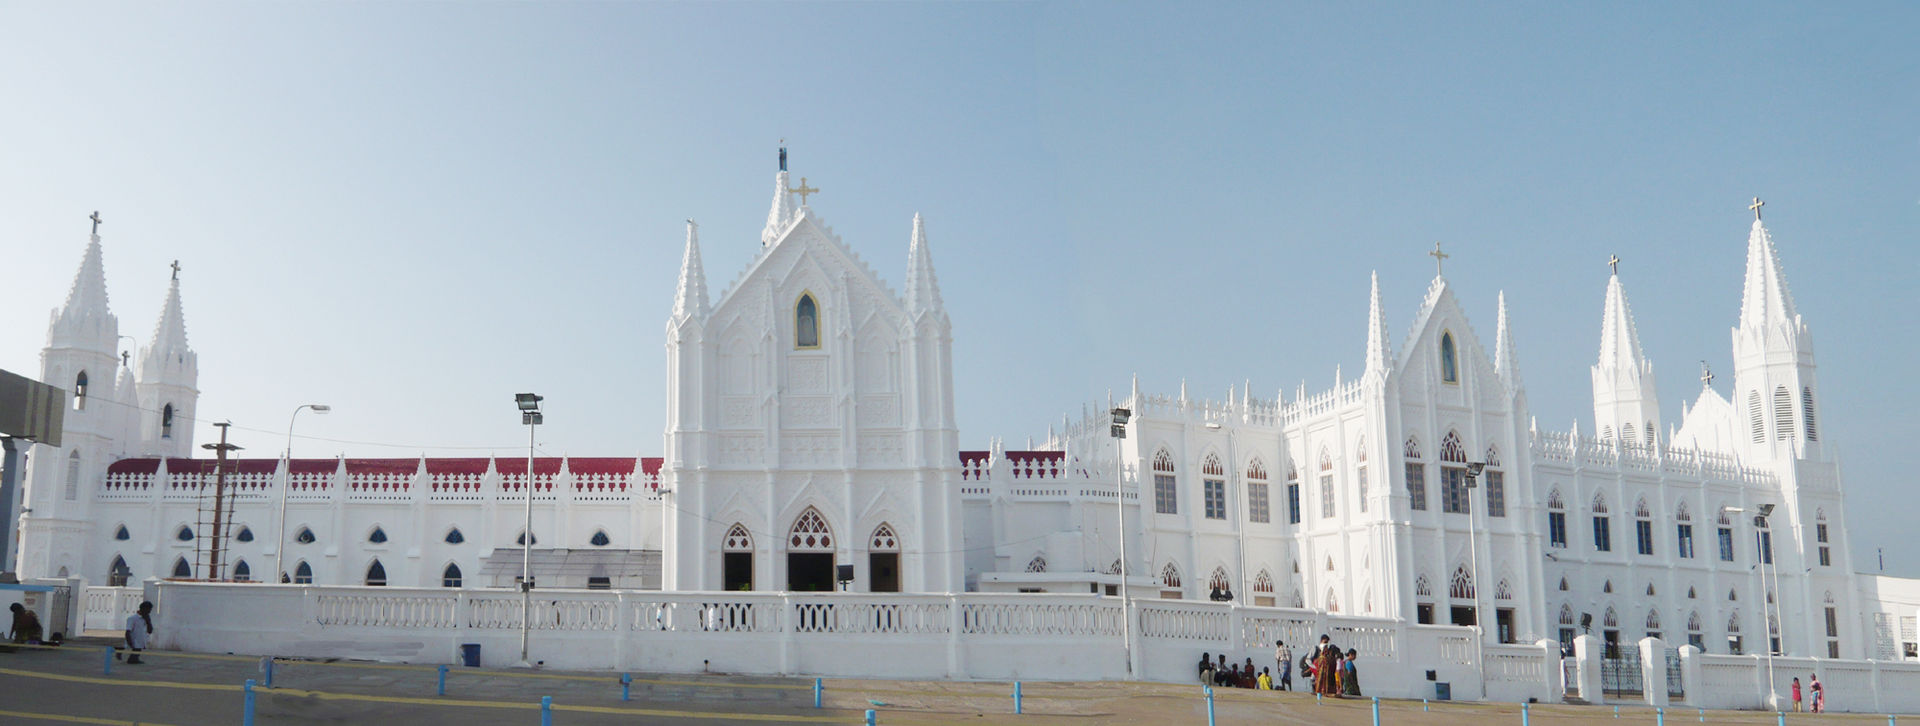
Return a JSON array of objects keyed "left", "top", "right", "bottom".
[
  {"left": 1699, "top": 708, "right": 1705, "bottom": 722},
  {"left": 1776, "top": 713, "right": 1784, "bottom": 726},
  {"left": 438, "top": 665, "right": 448, "bottom": 696},
  {"left": 623, "top": 673, "right": 632, "bottom": 702},
  {"left": 1658, "top": 707, "right": 1665, "bottom": 726},
  {"left": 103, "top": 646, "right": 113, "bottom": 675},
  {"left": 1013, "top": 681, "right": 1022, "bottom": 715},
  {"left": 1424, "top": 698, "right": 1429, "bottom": 712},
  {"left": 262, "top": 657, "right": 274, "bottom": 689},
  {"left": 540, "top": 696, "right": 552, "bottom": 726},
  {"left": 812, "top": 677, "right": 820, "bottom": 708},
  {"left": 1206, "top": 688, "right": 1216, "bottom": 726},
  {"left": 1615, "top": 705, "right": 1620, "bottom": 719},
  {"left": 865, "top": 709, "right": 876, "bottom": 726},
  {"left": 243, "top": 679, "right": 256, "bottom": 726},
  {"left": 1523, "top": 701, "right": 1530, "bottom": 726},
  {"left": 1373, "top": 696, "right": 1381, "bottom": 726},
  {"left": 1317, "top": 692, "right": 1323, "bottom": 705}
]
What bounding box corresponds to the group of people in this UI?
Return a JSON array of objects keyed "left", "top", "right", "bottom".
[
  {"left": 1791, "top": 675, "right": 1826, "bottom": 713},
  {"left": 1194, "top": 635, "right": 1359, "bottom": 698},
  {"left": 5, "top": 599, "right": 153, "bottom": 665}
]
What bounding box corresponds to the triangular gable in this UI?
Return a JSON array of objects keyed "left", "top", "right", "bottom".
[
  {"left": 1398, "top": 277, "right": 1503, "bottom": 395},
  {"left": 712, "top": 210, "right": 909, "bottom": 326}
]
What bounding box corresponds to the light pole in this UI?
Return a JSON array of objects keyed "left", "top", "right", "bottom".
[
  {"left": 1109, "top": 406, "right": 1134, "bottom": 677},
  {"left": 515, "top": 393, "right": 543, "bottom": 668},
  {"left": 1724, "top": 504, "right": 1779, "bottom": 709},
  {"left": 1463, "top": 461, "right": 1487, "bottom": 696},
  {"left": 278, "top": 404, "right": 329, "bottom": 583},
  {"left": 1205, "top": 422, "right": 1249, "bottom": 603}
]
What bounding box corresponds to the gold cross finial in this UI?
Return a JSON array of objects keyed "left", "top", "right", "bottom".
[
  {"left": 1609, "top": 254, "right": 1620, "bottom": 275},
  {"left": 90, "top": 211, "right": 102, "bottom": 235},
  {"left": 1428, "top": 242, "right": 1449, "bottom": 275},
  {"left": 1749, "top": 196, "right": 1764, "bottom": 220},
  {"left": 788, "top": 177, "right": 819, "bottom": 206},
  {"left": 170, "top": 260, "right": 181, "bottom": 280}
]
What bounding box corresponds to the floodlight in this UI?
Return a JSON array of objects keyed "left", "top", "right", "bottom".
[{"left": 515, "top": 393, "right": 543, "bottom": 412}]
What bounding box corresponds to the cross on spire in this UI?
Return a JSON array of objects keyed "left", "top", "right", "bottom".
[
  {"left": 170, "top": 260, "right": 181, "bottom": 281},
  {"left": 1749, "top": 196, "right": 1765, "bottom": 220},
  {"left": 90, "top": 211, "right": 102, "bottom": 235},
  {"left": 1700, "top": 360, "right": 1714, "bottom": 388},
  {"left": 1428, "top": 242, "right": 1449, "bottom": 275},
  {"left": 1609, "top": 254, "right": 1620, "bottom": 275},
  {"left": 788, "top": 177, "right": 819, "bottom": 206}
]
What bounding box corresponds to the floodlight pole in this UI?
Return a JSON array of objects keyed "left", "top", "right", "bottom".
[
  {"left": 1726, "top": 505, "right": 1778, "bottom": 709},
  {"left": 1110, "top": 407, "right": 1134, "bottom": 677},
  {"left": 516, "top": 393, "right": 543, "bottom": 668},
  {"left": 1464, "top": 462, "right": 1487, "bottom": 697},
  {"left": 278, "top": 404, "right": 329, "bottom": 583}
]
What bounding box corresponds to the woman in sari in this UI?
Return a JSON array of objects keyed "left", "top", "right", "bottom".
[
  {"left": 1313, "top": 638, "right": 1340, "bottom": 695},
  {"left": 1342, "top": 649, "right": 1362, "bottom": 697}
]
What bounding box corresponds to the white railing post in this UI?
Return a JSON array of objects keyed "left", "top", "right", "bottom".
[
  {"left": 779, "top": 593, "right": 795, "bottom": 675},
  {"left": 1678, "top": 645, "right": 1703, "bottom": 709},
  {"left": 1574, "top": 634, "right": 1604, "bottom": 704},
  {"left": 1538, "top": 638, "right": 1564, "bottom": 702},
  {"left": 1641, "top": 637, "right": 1669, "bottom": 707},
  {"left": 947, "top": 593, "right": 965, "bottom": 678}
]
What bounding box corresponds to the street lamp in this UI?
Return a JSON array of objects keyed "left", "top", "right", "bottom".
[
  {"left": 277, "top": 404, "right": 330, "bottom": 582},
  {"left": 1109, "top": 406, "right": 1134, "bottom": 677},
  {"left": 1463, "top": 461, "right": 1488, "bottom": 695},
  {"left": 1724, "top": 504, "right": 1780, "bottom": 710},
  {"left": 515, "top": 393, "right": 543, "bottom": 668},
  {"left": 1204, "top": 422, "right": 1249, "bottom": 605}
]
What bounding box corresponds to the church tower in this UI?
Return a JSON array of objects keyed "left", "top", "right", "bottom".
[
  {"left": 1591, "top": 262, "right": 1661, "bottom": 447},
  {"left": 1729, "top": 202, "right": 1821, "bottom": 463},
  {"left": 20, "top": 215, "right": 126, "bottom": 578},
  {"left": 136, "top": 263, "right": 198, "bottom": 458}
]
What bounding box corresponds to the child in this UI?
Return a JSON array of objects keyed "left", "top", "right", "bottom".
[
  {"left": 1257, "top": 667, "right": 1273, "bottom": 690},
  {"left": 1791, "top": 677, "right": 1802, "bottom": 712}
]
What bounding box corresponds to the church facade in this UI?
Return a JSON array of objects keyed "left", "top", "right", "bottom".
[{"left": 13, "top": 163, "right": 1918, "bottom": 662}]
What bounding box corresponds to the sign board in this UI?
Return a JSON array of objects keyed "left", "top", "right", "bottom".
[{"left": 0, "top": 369, "right": 64, "bottom": 446}]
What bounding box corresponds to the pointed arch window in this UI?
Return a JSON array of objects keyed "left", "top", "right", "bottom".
[
  {"left": 1449, "top": 565, "right": 1475, "bottom": 600},
  {"left": 723, "top": 523, "right": 753, "bottom": 551},
  {"left": 1246, "top": 458, "right": 1270, "bottom": 524},
  {"left": 1440, "top": 432, "right": 1469, "bottom": 514},
  {"left": 516, "top": 530, "right": 536, "bottom": 546},
  {"left": 175, "top": 525, "right": 194, "bottom": 542},
  {"left": 1317, "top": 448, "right": 1335, "bottom": 519},
  {"left": 73, "top": 371, "right": 88, "bottom": 411},
  {"left": 1646, "top": 609, "right": 1662, "bottom": 639},
  {"left": 293, "top": 561, "right": 313, "bottom": 584},
  {"left": 365, "top": 559, "right": 387, "bottom": 587},
  {"left": 161, "top": 404, "right": 175, "bottom": 439},
  {"left": 233, "top": 559, "right": 252, "bottom": 582},
  {"left": 1560, "top": 604, "right": 1576, "bottom": 625},
  {"left": 1815, "top": 509, "right": 1830, "bottom": 567},
  {"left": 445, "top": 528, "right": 465, "bottom": 545},
  {"left": 1403, "top": 436, "right": 1427, "bottom": 512},
  {"left": 1748, "top": 391, "right": 1764, "bottom": 443},
  {"left": 1773, "top": 385, "right": 1794, "bottom": 440},
  {"left": 1634, "top": 498, "right": 1655, "bottom": 556},
  {"left": 1325, "top": 589, "right": 1340, "bottom": 613},
  {"left": 1202, "top": 453, "right": 1226, "bottom": 520},
  {"left": 1483, "top": 445, "right": 1505, "bottom": 518},
  {"left": 794, "top": 293, "right": 820, "bottom": 349},
  {"left": 171, "top": 557, "right": 191, "bottom": 579},
  {"left": 1354, "top": 436, "right": 1370, "bottom": 513},
  {"left": 1802, "top": 387, "right": 1818, "bottom": 441},
  {"left": 1591, "top": 494, "right": 1612, "bottom": 552},
  {"left": 64, "top": 450, "right": 81, "bottom": 500},
  {"left": 1558, "top": 577, "right": 1569, "bottom": 591},
  {"left": 1254, "top": 569, "right": 1274, "bottom": 593},
  {"left": 1686, "top": 611, "right": 1705, "bottom": 649},
  {"left": 1675, "top": 502, "right": 1695, "bottom": 559},
  {"left": 368, "top": 527, "right": 388, "bottom": 544},
  {"left": 788, "top": 507, "right": 833, "bottom": 551},
  {"left": 1547, "top": 488, "right": 1568, "bottom": 548},
  {"left": 870, "top": 523, "right": 899, "bottom": 551},
  {"left": 236, "top": 526, "right": 253, "bottom": 543},
  {"left": 1716, "top": 504, "right": 1736, "bottom": 562},
  {"left": 1208, "top": 566, "right": 1231, "bottom": 594},
  {"left": 589, "top": 530, "right": 611, "bottom": 547},
  {"left": 295, "top": 527, "right": 316, "bottom": 545},
  {"left": 1160, "top": 562, "right": 1182, "bottom": 590},
  {"left": 1440, "top": 332, "right": 1459, "bottom": 384},
  {"left": 114, "top": 524, "right": 131, "bottom": 541},
  {"left": 1152, "top": 448, "right": 1178, "bottom": 515},
  {"left": 1026, "top": 554, "right": 1048, "bottom": 573},
  {"left": 442, "top": 563, "right": 463, "bottom": 588},
  {"left": 1495, "top": 578, "right": 1513, "bottom": 600},
  {"left": 108, "top": 555, "right": 131, "bottom": 586}
]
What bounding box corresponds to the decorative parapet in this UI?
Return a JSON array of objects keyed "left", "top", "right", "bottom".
[{"left": 1529, "top": 430, "right": 1776, "bottom": 485}]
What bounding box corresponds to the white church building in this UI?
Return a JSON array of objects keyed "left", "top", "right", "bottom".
[{"left": 13, "top": 156, "right": 1920, "bottom": 682}]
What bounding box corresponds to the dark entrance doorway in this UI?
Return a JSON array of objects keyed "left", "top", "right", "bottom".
[
  {"left": 788, "top": 553, "right": 834, "bottom": 592},
  {"left": 869, "top": 553, "right": 899, "bottom": 592},
  {"left": 724, "top": 552, "right": 753, "bottom": 591},
  {"left": 1496, "top": 608, "right": 1515, "bottom": 643}
]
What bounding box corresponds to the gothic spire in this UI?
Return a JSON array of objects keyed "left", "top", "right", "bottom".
[
  {"left": 762, "top": 169, "right": 796, "bottom": 247},
  {"left": 1495, "top": 290, "right": 1522, "bottom": 389},
  {"left": 1363, "top": 271, "right": 1390, "bottom": 377},
  {"left": 673, "top": 219, "right": 710, "bottom": 321},
  {"left": 140, "top": 264, "right": 195, "bottom": 382},
  {"left": 1736, "top": 216, "right": 1799, "bottom": 334},
  {"left": 56, "top": 220, "right": 112, "bottom": 329},
  {"left": 1597, "top": 271, "right": 1649, "bottom": 372},
  {"left": 905, "top": 213, "right": 945, "bottom": 317}
]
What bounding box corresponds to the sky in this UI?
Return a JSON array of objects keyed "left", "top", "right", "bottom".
[{"left": 1, "top": 2, "right": 1915, "bottom": 573}]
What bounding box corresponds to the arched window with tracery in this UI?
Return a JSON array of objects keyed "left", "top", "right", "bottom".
[
  {"left": 365, "top": 559, "right": 387, "bottom": 587},
  {"left": 1547, "top": 488, "right": 1568, "bottom": 548},
  {"left": 1495, "top": 578, "right": 1513, "bottom": 600},
  {"left": 1483, "top": 444, "right": 1505, "bottom": 517},
  {"left": 1246, "top": 458, "right": 1270, "bottom": 524},
  {"left": 1633, "top": 497, "right": 1655, "bottom": 556},
  {"left": 1591, "top": 493, "right": 1613, "bottom": 552},
  {"left": 1026, "top": 554, "right": 1048, "bottom": 573},
  {"left": 788, "top": 508, "right": 833, "bottom": 551},
  {"left": 870, "top": 523, "right": 898, "bottom": 551},
  {"left": 1403, "top": 436, "right": 1427, "bottom": 511},
  {"left": 108, "top": 555, "right": 131, "bottom": 586},
  {"left": 724, "top": 523, "right": 753, "bottom": 551},
  {"left": 1440, "top": 331, "right": 1458, "bottom": 384},
  {"left": 1202, "top": 453, "right": 1226, "bottom": 520},
  {"left": 1325, "top": 588, "right": 1340, "bottom": 613},
  {"left": 1355, "top": 435, "right": 1370, "bottom": 512},
  {"left": 1152, "top": 448, "right": 1178, "bottom": 515},
  {"left": 1449, "top": 565, "right": 1475, "bottom": 600},
  {"left": 1440, "top": 431, "right": 1469, "bottom": 514},
  {"left": 1686, "top": 611, "right": 1704, "bottom": 649},
  {"left": 795, "top": 292, "right": 820, "bottom": 349},
  {"left": 1254, "top": 569, "right": 1274, "bottom": 594},
  {"left": 1318, "top": 447, "right": 1335, "bottom": 519},
  {"left": 1208, "top": 566, "right": 1230, "bottom": 594},
  {"left": 1160, "top": 562, "right": 1182, "bottom": 591}
]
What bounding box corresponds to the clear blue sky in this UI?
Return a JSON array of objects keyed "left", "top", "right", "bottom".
[{"left": 2, "top": 2, "right": 1914, "bottom": 572}]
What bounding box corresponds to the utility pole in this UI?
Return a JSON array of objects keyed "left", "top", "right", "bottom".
[{"left": 202, "top": 423, "right": 242, "bottom": 581}]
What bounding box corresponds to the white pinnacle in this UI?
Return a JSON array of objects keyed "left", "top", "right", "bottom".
[{"left": 673, "top": 219, "right": 711, "bottom": 320}]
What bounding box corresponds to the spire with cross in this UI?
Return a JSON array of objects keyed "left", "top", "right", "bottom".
[
  {"left": 1749, "top": 196, "right": 1764, "bottom": 220},
  {"left": 788, "top": 177, "right": 819, "bottom": 206},
  {"left": 90, "top": 210, "right": 103, "bottom": 236},
  {"left": 170, "top": 260, "right": 181, "bottom": 281},
  {"left": 1428, "top": 242, "right": 1449, "bottom": 276},
  {"left": 1700, "top": 360, "right": 1714, "bottom": 388},
  {"left": 1609, "top": 254, "right": 1620, "bottom": 275}
]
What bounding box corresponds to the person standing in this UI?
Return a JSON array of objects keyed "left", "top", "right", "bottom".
[
  {"left": 1342, "top": 649, "right": 1362, "bottom": 697},
  {"left": 1274, "top": 640, "right": 1293, "bottom": 691},
  {"left": 1809, "top": 674, "right": 1824, "bottom": 713},
  {"left": 1313, "top": 636, "right": 1339, "bottom": 695},
  {"left": 1791, "top": 677, "right": 1802, "bottom": 712},
  {"left": 124, "top": 601, "right": 154, "bottom": 664}
]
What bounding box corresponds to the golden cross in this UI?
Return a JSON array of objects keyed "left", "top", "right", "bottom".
[
  {"left": 90, "top": 211, "right": 102, "bottom": 235},
  {"left": 1749, "top": 196, "right": 1764, "bottom": 220},
  {"left": 788, "top": 177, "right": 819, "bottom": 206},
  {"left": 1608, "top": 254, "right": 1620, "bottom": 275},
  {"left": 1429, "top": 242, "right": 1449, "bottom": 275}
]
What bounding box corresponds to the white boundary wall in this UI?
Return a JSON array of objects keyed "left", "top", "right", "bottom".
[{"left": 149, "top": 582, "right": 1556, "bottom": 702}]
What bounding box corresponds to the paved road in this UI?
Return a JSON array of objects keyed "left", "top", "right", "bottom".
[{"left": 0, "top": 645, "right": 1904, "bottom": 725}]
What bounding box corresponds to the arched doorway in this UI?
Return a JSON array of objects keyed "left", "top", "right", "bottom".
[
  {"left": 786, "top": 508, "right": 834, "bottom": 592},
  {"left": 722, "top": 524, "right": 754, "bottom": 591},
  {"left": 868, "top": 523, "right": 900, "bottom": 593}
]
